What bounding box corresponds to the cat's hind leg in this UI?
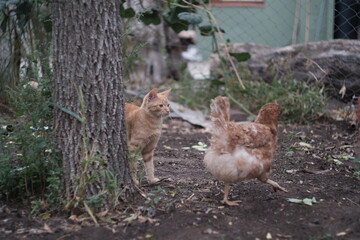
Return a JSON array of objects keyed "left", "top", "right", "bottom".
[{"left": 142, "top": 151, "right": 159, "bottom": 184}]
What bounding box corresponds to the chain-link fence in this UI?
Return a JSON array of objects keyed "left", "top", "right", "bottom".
[
  {"left": 174, "top": 0, "right": 359, "bottom": 102},
  {"left": 334, "top": 0, "right": 360, "bottom": 39},
  {"left": 194, "top": 0, "right": 359, "bottom": 57}
]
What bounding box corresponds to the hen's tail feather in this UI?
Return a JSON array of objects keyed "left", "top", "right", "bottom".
[{"left": 210, "top": 96, "right": 230, "bottom": 133}]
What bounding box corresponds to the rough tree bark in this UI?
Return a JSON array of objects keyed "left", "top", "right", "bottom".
[
  {"left": 124, "top": 0, "right": 185, "bottom": 87},
  {"left": 52, "top": 0, "right": 133, "bottom": 204},
  {"left": 123, "top": 0, "right": 165, "bottom": 87}
]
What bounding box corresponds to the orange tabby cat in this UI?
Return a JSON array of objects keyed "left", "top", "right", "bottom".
[{"left": 125, "top": 88, "right": 171, "bottom": 185}]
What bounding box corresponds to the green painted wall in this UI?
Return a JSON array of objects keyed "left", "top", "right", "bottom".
[{"left": 196, "top": 0, "right": 334, "bottom": 58}]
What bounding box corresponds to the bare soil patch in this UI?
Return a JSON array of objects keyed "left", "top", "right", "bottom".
[{"left": 1, "top": 118, "right": 360, "bottom": 240}]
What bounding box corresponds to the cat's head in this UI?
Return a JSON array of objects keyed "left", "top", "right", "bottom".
[{"left": 141, "top": 88, "right": 171, "bottom": 117}]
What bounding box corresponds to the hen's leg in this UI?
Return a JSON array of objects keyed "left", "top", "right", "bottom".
[
  {"left": 142, "top": 151, "right": 159, "bottom": 184},
  {"left": 221, "top": 183, "right": 241, "bottom": 206},
  {"left": 266, "top": 179, "right": 288, "bottom": 192}
]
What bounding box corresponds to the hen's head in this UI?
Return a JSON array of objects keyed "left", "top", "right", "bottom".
[
  {"left": 255, "top": 101, "right": 281, "bottom": 124},
  {"left": 210, "top": 96, "right": 230, "bottom": 122}
]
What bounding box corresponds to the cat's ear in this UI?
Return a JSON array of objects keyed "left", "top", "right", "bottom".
[
  {"left": 147, "top": 88, "right": 158, "bottom": 102},
  {"left": 159, "top": 88, "right": 171, "bottom": 97}
]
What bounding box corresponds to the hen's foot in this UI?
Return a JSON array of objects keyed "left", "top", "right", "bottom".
[
  {"left": 266, "top": 179, "right": 288, "bottom": 192},
  {"left": 274, "top": 185, "right": 288, "bottom": 193}
]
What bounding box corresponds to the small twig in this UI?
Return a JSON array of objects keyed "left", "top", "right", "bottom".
[
  {"left": 134, "top": 185, "right": 150, "bottom": 201},
  {"left": 56, "top": 233, "right": 73, "bottom": 240},
  {"left": 308, "top": 71, "right": 319, "bottom": 82},
  {"left": 302, "top": 169, "right": 331, "bottom": 174},
  {"left": 64, "top": 199, "right": 73, "bottom": 211},
  {"left": 305, "top": 0, "right": 310, "bottom": 42},
  {"left": 83, "top": 201, "right": 99, "bottom": 226},
  {"left": 292, "top": 0, "right": 301, "bottom": 44},
  {"left": 308, "top": 58, "right": 327, "bottom": 75},
  {"left": 169, "top": 0, "right": 245, "bottom": 89},
  {"left": 225, "top": 91, "right": 256, "bottom": 117},
  {"left": 186, "top": 193, "right": 195, "bottom": 201},
  {"left": 346, "top": 197, "right": 359, "bottom": 206}
]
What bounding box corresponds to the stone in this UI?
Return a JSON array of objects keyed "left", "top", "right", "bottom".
[{"left": 215, "top": 39, "right": 360, "bottom": 102}]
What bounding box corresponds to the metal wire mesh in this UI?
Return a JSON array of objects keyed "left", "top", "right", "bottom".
[
  {"left": 182, "top": 0, "right": 360, "bottom": 102},
  {"left": 334, "top": 0, "right": 360, "bottom": 39},
  {"left": 193, "top": 0, "right": 359, "bottom": 55}
]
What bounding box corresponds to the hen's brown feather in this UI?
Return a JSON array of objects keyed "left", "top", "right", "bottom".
[{"left": 204, "top": 96, "right": 287, "bottom": 205}]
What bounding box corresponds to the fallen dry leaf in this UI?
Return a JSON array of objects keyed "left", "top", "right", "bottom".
[
  {"left": 266, "top": 232, "right": 272, "bottom": 239},
  {"left": 96, "top": 209, "right": 109, "bottom": 218},
  {"left": 336, "top": 232, "right": 347, "bottom": 237},
  {"left": 43, "top": 223, "right": 53, "bottom": 233},
  {"left": 276, "top": 233, "right": 292, "bottom": 238},
  {"left": 339, "top": 85, "right": 346, "bottom": 99}
]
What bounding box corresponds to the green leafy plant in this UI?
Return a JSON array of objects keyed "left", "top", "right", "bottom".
[
  {"left": 128, "top": 146, "right": 147, "bottom": 184},
  {"left": 174, "top": 62, "right": 326, "bottom": 123},
  {"left": 309, "top": 233, "right": 334, "bottom": 240},
  {"left": 82, "top": 163, "right": 122, "bottom": 212},
  {"left": 224, "top": 67, "right": 326, "bottom": 123},
  {"left": 352, "top": 157, "right": 360, "bottom": 180},
  {"left": 58, "top": 87, "right": 126, "bottom": 224},
  {"left": 0, "top": 77, "right": 61, "bottom": 211},
  {"left": 354, "top": 167, "right": 360, "bottom": 180},
  {"left": 172, "top": 71, "right": 221, "bottom": 111},
  {"left": 287, "top": 197, "right": 319, "bottom": 206},
  {"left": 145, "top": 186, "right": 167, "bottom": 207}
]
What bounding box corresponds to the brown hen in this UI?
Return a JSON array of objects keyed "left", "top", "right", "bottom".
[{"left": 204, "top": 96, "right": 287, "bottom": 206}]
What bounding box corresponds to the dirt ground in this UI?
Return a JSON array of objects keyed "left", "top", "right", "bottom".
[{"left": 1, "top": 118, "right": 360, "bottom": 240}]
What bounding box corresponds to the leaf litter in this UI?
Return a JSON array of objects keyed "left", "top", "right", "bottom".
[{"left": 1, "top": 119, "right": 360, "bottom": 240}]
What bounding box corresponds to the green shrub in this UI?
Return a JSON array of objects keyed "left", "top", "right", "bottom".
[
  {"left": 0, "top": 78, "right": 61, "bottom": 211},
  {"left": 172, "top": 71, "right": 225, "bottom": 111},
  {"left": 227, "top": 76, "right": 326, "bottom": 123},
  {"left": 173, "top": 64, "right": 326, "bottom": 123}
]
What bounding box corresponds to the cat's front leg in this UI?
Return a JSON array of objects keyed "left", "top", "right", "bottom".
[{"left": 142, "top": 151, "right": 159, "bottom": 184}]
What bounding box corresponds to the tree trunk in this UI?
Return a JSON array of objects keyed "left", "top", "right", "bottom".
[
  {"left": 52, "top": 0, "right": 133, "bottom": 205},
  {"left": 124, "top": 0, "right": 185, "bottom": 87},
  {"left": 0, "top": 32, "right": 12, "bottom": 106},
  {"left": 125, "top": 0, "right": 167, "bottom": 86}
]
